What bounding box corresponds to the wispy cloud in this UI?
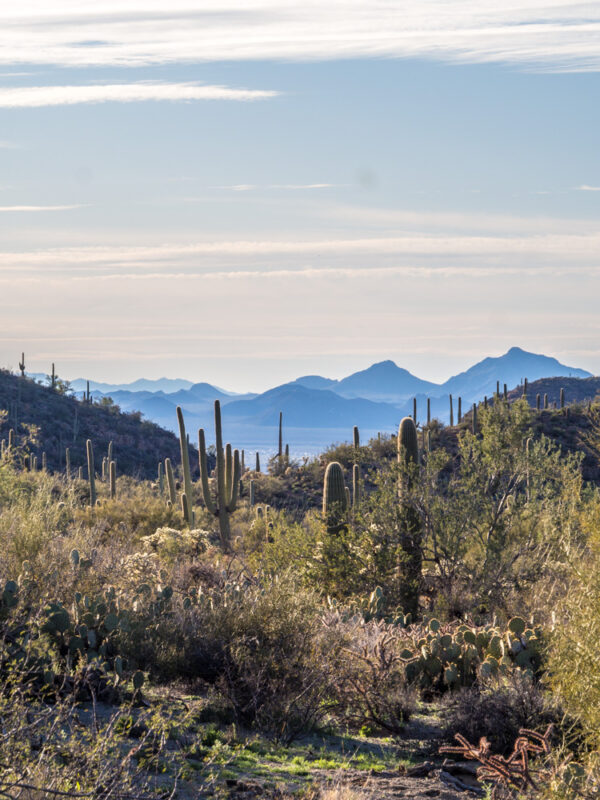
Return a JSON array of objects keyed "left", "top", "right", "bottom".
[
  {"left": 214, "top": 183, "right": 338, "bottom": 192},
  {"left": 2, "top": 227, "right": 600, "bottom": 275},
  {"left": 577, "top": 184, "right": 600, "bottom": 192},
  {"left": 0, "top": 82, "right": 278, "bottom": 108},
  {"left": 0, "top": 204, "right": 85, "bottom": 211},
  {"left": 1, "top": 2, "right": 599, "bottom": 72},
  {"left": 0, "top": 140, "right": 19, "bottom": 148}
]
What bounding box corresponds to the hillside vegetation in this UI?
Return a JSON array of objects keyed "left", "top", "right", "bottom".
[
  {"left": 0, "top": 371, "right": 599, "bottom": 799},
  {"left": 0, "top": 369, "right": 198, "bottom": 479}
]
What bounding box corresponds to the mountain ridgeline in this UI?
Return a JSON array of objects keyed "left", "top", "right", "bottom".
[
  {"left": 4, "top": 347, "right": 597, "bottom": 462},
  {"left": 45, "top": 347, "right": 592, "bottom": 452}
]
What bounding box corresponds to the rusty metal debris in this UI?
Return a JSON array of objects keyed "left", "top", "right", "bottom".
[{"left": 439, "top": 724, "right": 553, "bottom": 795}]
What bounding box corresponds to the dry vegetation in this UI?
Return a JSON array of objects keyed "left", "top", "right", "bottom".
[{"left": 1, "top": 376, "right": 600, "bottom": 799}]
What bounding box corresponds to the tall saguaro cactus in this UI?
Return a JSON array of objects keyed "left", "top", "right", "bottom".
[
  {"left": 86, "top": 439, "right": 96, "bottom": 507},
  {"left": 323, "top": 461, "right": 348, "bottom": 534},
  {"left": 198, "top": 400, "right": 241, "bottom": 550},
  {"left": 278, "top": 411, "right": 283, "bottom": 459},
  {"left": 449, "top": 394, "right": 454, "bottom": 427},
  {"left": 109, "top": 461, "right": 117, "bottom": 499},
  {"left": 165, "top": 458, "right": 177, "bottom": 505},
  {"left": 19, "top": 353, "right": 25, "bottom": 377},
  {"left": 176, "top": 406, "right": 194, "bottom": 525},
  {"left": 397, "top": 416, "right": 421, "bottom": 618},
  {"left": 352, "top": 463, "right": 361, "bottom": 507}
]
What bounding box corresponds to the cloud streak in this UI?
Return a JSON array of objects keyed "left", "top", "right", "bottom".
[
  {"left": 0, "top": 81, "right": 278, "bottom": 108},
  {"left": 1, "top": 2, "right": 599, "bottom": 72},
  {"left": 2, "top": 227, "right": 600, "bottom": 276},
  {"left": 0, "top": 204, "right": 85, "bottom": 211},
  {"left": 213, "top": 183, "right": 339, "bottom": 192}
]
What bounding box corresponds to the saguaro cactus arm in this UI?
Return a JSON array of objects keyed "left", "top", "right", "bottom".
[
  {"left": 198, "top": 428, "right": 217, "bottom": 514},
  {"left": 227, "top": 448, "right": 241, "bottom": 511},
  {"left": 176, "top": 406, "right": 193, "bottom": 524}
]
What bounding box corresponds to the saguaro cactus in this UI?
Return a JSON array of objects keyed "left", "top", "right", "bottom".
[
  {"left": 544, "top": 393, "right": 548, "bottom": 410},
  {"left": 449, "top": 394, "right": 454, "bottom": 427},
  {"left": 86, "top": 439, "right": 96, "bottom": 507},
  {"left": 472, "top": 403, "right": 477, "bottom": 435},
  {"left": 458, "top": 397, "right": 462, "bottom": 424},
  {"left": 536, "top": 393, "right": 541, "bottom": 411},
  {"left": 165, "top": 458, "right": 177, "bottom": 505},
  {"left": 352, "top": 463, "right": 361, "bottom": 507},
  {"left": 65, "top": 447, "right": 71, "bottom": 481},
  {"left": 323, "top": 461, "right": 348, "bottom": 534},
  {"left": 255, "top": 452, "right": 260, "bottom": 472},
  {"left": 51, "top": 363, "right": 56, "bottom": 389},
  {"left": 278, "top": 411, "right": 283, "bottom": 459},
  {"left": 560, "top": 388, "right": 565, "bottom": 409},
  {"left": 158, "top": 462, "right": 164, "bottom": 495},
  {"left": 427, "top": 397, "right": 431, "bottom": 426},
  {"left": 413, "top": 397, "right": 417, "bottom": 423},
  {"left": 198, "top": 400, "right": 241, "bottom": 550},
  {"left": 176, "top": 406, "right": 194, "bottom": 525},
  {"left": 353, "top": 425, "right": 360, "bottom": 450},
  {"left": 109, "top": 461, "right": 116, "bottom": 499},
  {"left": 19, "top": 353, "right": 25, "bottom": 377},
  {"left": 397, "top": 417, "right": 421, "bottom": 618}
]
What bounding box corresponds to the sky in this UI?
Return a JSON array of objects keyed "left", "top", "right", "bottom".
[{"left": 1, "top": 1, "right": 599, "bottom": 392}]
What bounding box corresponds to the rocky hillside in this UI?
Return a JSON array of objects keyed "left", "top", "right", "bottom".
[{"left": 0, "top": 370, "right": 198, "bottom": 480}]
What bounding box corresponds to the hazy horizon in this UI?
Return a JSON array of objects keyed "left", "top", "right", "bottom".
[
  {"left": 1, "top": 2, "right": 599, "bottom": 390},
  {"left": 11, "top": 345, "right": 595, "bottom": 395}
]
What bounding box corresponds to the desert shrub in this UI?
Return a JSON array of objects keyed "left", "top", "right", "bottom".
[
  {"left": 546, "top": 495, "right": 600, "bottom": 751},
  {"left": 443, "top": 670, "right": 560, "bottom": 755},
  {"left": 147, "top": 574, "right": 342, "bottom": 742},
  {"left": 141, "top": 526, "right": 209, "bottom": 563},
  {"left": 74, "top": 480, "right": 184, "bottom": 542},
  {"left": 0, "top": 666, "right": 191, "bottom": 797},
  {"left": 327, "top": 617, "right": 417, "bottom": 733}
]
